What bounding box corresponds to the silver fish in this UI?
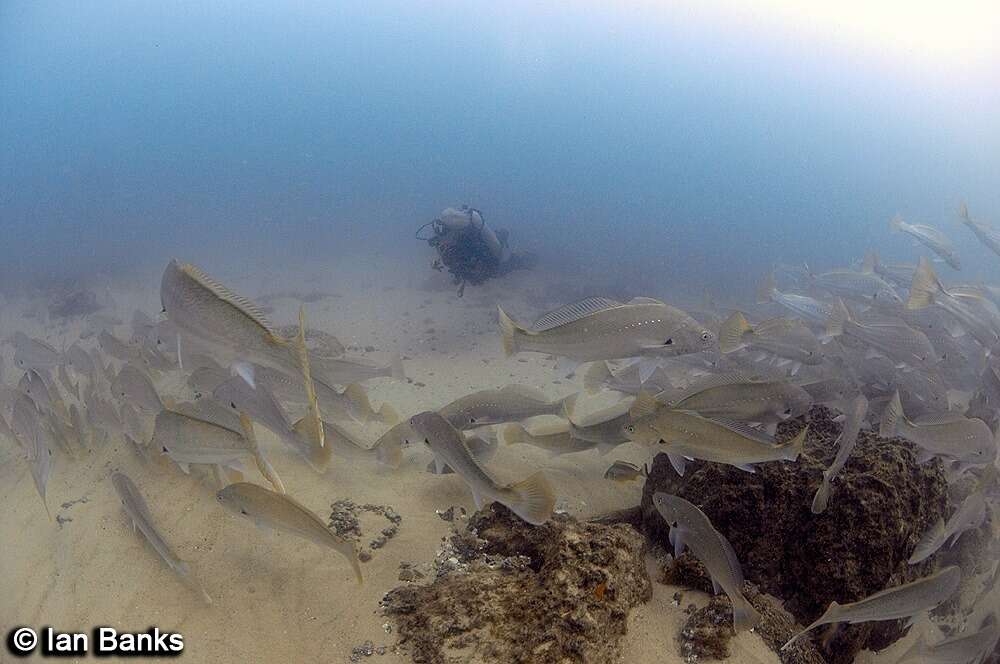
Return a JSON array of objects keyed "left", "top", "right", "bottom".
[
  {"left": 98, "top": 329, "right": 141, "bottom": 363},
  {"left": 811, "top": 394, "right": 868, "bottom": 514},
  {"left": 216, "top": 482, "right": 361, "bottom": 583},
  {"left": 212, "top": 375, "right": 306, "bottom": 459},
  {"left": 652, "top": 493, "right": 761, "bottom": 632},
  {"left": 828, "top": 299, "right": 938, "bottom": 368},
  {"left": 110, "top": 364, "right": 164, "bottom": 413},
  {"left": 308, "top": 353, "right": 405, "bottom": 385},
  {"left": 898, "top": 620, "right": 1000, "bottom": 664},
  {"left": 880, "top": 390, "right": 995, "bottom": 465},
  {"left": 756, "top": 273, "right": 834, "bottom": 325},
  {"left": 159, "top": 260, "right": 324, "bottom": 446},
  {"left": 781, "top": 565, "right": 961, "bottom": 650},
  {"left": 111, "top": 472, "right": 212, "bottom": 603},
  {"left": 809, "top": 264, "right": 901, "bottom": 303},
  {"left": 626, "top": 392, "right": 807, "bottom": 474},
  {"left": 960, "top": 203, "right": 1000, "bottom": 258},
  {"left": 890, "top": 214, "right": 961, "bottom": 270},
  {"left": 409, "top": 411, "right": 556, "bottom": 525},
  {"left": 498, "top": 418, "right": 601, "bottom": 456},
  {"left": 498, "top": 297, "right": 715, "bottom": 362},
  {"left": 655, "top": 373, "right": 813, "bottom": 429},
  {"left": 908, "top": 490, "right": 987, "bottom": 564},
  {"left": 18, "top": 369, "right": 54, "bottom": 413},
  {"left": 719, "top": 312, "right": 822, "bottom": 366},
  {"left": 151, "top": 409, "right": 284, "bottom": 493},
  {"left": 907, "top": 257, "right": 1000, "bottom": 350},
  {"left": 12, "top": 331, "right": 61, "bottom": 371},
  {"left": 438, "top": 385, "right": 567, "bottom": 430},
  {"left": 603, "top": 460, "right": 648, "bottom": 482}
]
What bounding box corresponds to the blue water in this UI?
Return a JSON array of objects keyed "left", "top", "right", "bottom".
[{"left": 3, "top": 1, "right": 999, "bottom": 292}]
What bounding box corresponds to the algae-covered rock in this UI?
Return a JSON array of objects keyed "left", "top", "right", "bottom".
[
  {"left": 382, "top": 503, "right": 651, "bottom": 663},
  {"left": 641, "top": 405, "right": 950, "bottom": 664}
]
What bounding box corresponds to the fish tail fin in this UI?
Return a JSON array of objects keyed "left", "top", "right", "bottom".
[
  {"left": 389, "top": 352, "right": 405, "bottom": 380},
  {"left": 810, "top": 480, "right": 830, "bottom": 515},
  {"left": 505, "top": 472, "right": 556, "bottom": 525},
  {"left": 582, "top": 361, "right": 612, "bottom": 394},
  {"left": 718, "top": 312, "right": 752, "bottom": 354},
  {"left": 295, "top": 306, "right": 325, "bottom": 449},
  {"left": 906, "top": 257, "right": 941, "bottom": 310},
  {"left": 498, "top": 423, "right": 528, "bottom": 446},
  {"left": 497, "top": 306, "right": 522, "bottom": 356},
  {"left": 629, "top": 390, "right": 660, "bottom": 420},
  {"left": 825, "top": 298, "right": 851, "bottom": 338},
  {"left": 861, "top": 251, "right": 877, "bottom": 274},
  {"left": 879, "top": 390, "right": 905, "bottom": 438},
  {"left": 755, "top": 271, "right": 777, "bottom": 303},
  {"left": 561, "top": 392, "right": 579, "bottom": 423},
  {"left": 378, "top": 402, "right": 401, "bottom": 426},
  {"left": 291, "top": 417, "right": 333, "bottom": 473},
  {"left": 345, "top": 543, "right": 364, "bottom": 585},
  {"left": 242, "top": 412, "right": 286, "bottom": 493},
  {"left": 343, "top": 383, "right": 375, "bottom": 421},
  {"left": 732, "top": 596, "right": 762, "bottom": 633},
  {"left": 958, "top": 202, "right": 971, "bottom": 225},
  {"left": 374, "top": 434, "right": 403, "bottom": 469},
  {"left": 783, "top": 426, "right": 808, "bottom": 461},
  {"left": 889, "top": 214, "right": 905, "bottom": 232},
  {"left": 908, "top": 517, "right": 946, "bottom": 564}
]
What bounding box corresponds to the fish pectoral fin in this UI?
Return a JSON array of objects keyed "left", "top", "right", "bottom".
[
  {"left": 711, "top": 579, "right": 721, "bottom": 595},
  {"left": 231, "top": 362, "right": 256, "bottom": 389},
  {"left": 554, "top": 357, "right": 580, "bottom": 377},
  {"left": 177, "top": 462, "right": 191, "bottom": 474},
  {"left": 734, "top": 463, "right": 756, "bottom": 473},
  {"left": 666, "top": 453, "right": 687, "bottom": 476},
  {"left": 670, "top": 527, "right": 687, "bottom": 558},
  {"left": 426, "top": 460, "right": 454, "bottom": 475},
  {"left": 471, "top": 489, "right": 486, "bottom": 510},
  {"left": 433, "top": 457, "right": 447, "bottom": 474}
]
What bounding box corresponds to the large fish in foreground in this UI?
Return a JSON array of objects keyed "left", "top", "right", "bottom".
[
  {"left": 781, "top": 565, "right": 961, "bottom": 651},
  {"left": 159, "top": 260, "right": 324, "bottom": 448},
  {"left": 216, "top": 482, "right": 361, "bottom": 583},
  {"left": 906, "top": 257, "right": 1000, "bottom": 351},
  {"left": 409, "top": 411, "right": 556, "bottom": 525},
  {"left": 879, "top": 390, "right": 995, "bottom": 466},
  {"left": 497, "top": 297, "right": 715, "bottom": 362},
  {"left": 652, "top": 493, "right": 761, "bottom": 632},
  {"left": 111, "top": 472, "right": 212, "bottom": 603},
  {"left": 890, "top": 214, "right": 961, "bottom": 270}
]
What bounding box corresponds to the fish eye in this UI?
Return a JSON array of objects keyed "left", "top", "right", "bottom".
[
  {"left": 424, "top": 438, "right": 430, "bottom": 445},
  {"left": 664, "top": 338, "right": 673, "bottom": 346},
  {"left": 700, "top": 331, "right": 711, "bottom": 341},
  {"left": 240, "top": 508, "right": 248, "bottom": 515},
  {"left": 784, "top": 408, "right": 792, "bottom": 416},
  {"left": 230, "top": 402, "right": 237, "bottom": 409},
  {"left": 469, "top": 417, "right": 476, "bottom": 424}
]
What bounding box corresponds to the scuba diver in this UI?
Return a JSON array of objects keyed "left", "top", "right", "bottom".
[{"left": 416, "top": 206, "right": 537, "bottom": 296}]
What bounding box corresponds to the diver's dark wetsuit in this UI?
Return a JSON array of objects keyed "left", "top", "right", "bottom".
[{"left": 417, "top": 208, "right": 537, "bottom": 296}]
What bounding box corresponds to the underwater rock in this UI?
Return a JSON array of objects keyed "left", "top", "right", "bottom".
[
  {"left": 641, "top": 405, "right": 950, "bottom": 664},
  {"left": 381, "top": 503, "right": 651, "bottom": 664}
]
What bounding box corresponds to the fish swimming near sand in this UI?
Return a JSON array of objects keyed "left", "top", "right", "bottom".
[
  {"left": 652, "top": 493, "right": 761, "bottom": 632},
  {"left": 152, "top": 409, "right": 285, "bottom": 493},
  {"left": 781, "top": 565, "right": 961, "bottom": 650},
  {"left": 409, "top": 410, "right": 556, "bottom": 525},
  {"left": 498, "top": 297, "right": 715, "bottom": 363},
  {"left": 890, "top": 214, "right": 961, "bottom": 270},
  {"left": 499, "top": 417, "right": 601, "bottom": 456},
  {"left": 718, "top": 313, "right": 823, "bottom": 367},
  {"left": 216, "top": 482, "right": 362, "bottom": 583},
  {"left": 111, "top": 472, "right": 212, "bottom": 603},
  {"left": 159, "top": 260, "right": 324, "bottom": 448},
  {"left": 111, "top": 364, "right": 164, "bottom": 413},
  {"left": 438, "top": 385, "right": 568, "bottom": 429},
  {"left": 65, "top": 343, "right": 96, "bottom": 380},
  {"left": 811, "top": 394, "right": 867, "bottom": 514},
  {"left": 12, "top": 331, "right": 62, "bottom": 371},
  {"left": 897, "top": 620, "right": 1000, "bottom": 664},
  {"left": 626, "top": 391, "right": 807, "bottom": 474},
  {"left": 880, "top": 390, "right": 995, "bottom": 465}
]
